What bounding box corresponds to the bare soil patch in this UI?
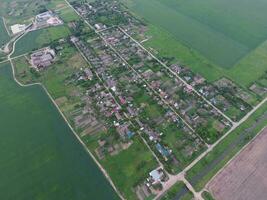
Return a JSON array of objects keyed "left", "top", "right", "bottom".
[{"left": 208, "top": 127, "right": 267, "bottom": 200}]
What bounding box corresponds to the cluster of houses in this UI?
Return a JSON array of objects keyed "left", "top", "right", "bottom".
[
  {"left": 171, "top": 64, "right": 253, "bottom": 121},
  {"left": 99, "top": 27, "right": 231, "bottom": 140},
  {"left": 72, "top": 0, "right": 140, "bottom": 32},
  {"left": 68, "top": 1, "right": 265, "bottom": 197},
  {"left": 70, "top": 26, "right": 205, "bottom": 172},
  {"left": 30, "top": 47, "right": 56, "bottom": 70}
]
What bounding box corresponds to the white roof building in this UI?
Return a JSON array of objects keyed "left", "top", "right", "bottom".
[{"left": 10, "top": 24, "right": 26, "bottom": 35}]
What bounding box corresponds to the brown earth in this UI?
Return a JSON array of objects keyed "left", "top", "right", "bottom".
[{"left": 208, "top": 127, "right": 267, "bottom": 200}]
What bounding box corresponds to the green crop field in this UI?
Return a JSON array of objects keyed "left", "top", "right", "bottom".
[
  {"left": 0, "top": 62, "right": 119, "bottom": 200},
  {"left": 122, "top": 0, "right": 267, "bottom": 87}
]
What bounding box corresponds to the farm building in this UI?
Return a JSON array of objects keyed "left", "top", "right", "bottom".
[{"left": 30, "top": 48, "right": 56, "bottom": 70}]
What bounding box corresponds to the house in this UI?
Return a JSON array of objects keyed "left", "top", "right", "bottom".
[
  {"left": 30, "top": 48, "right": 56, "bottom": 70},
  {"left": 156, "top": 143, "right": 171, "bottom": 159},
  {"left": 84, "top": 68, "right": 93, "bottom": 80},
  {"left": 149, "top": 169, "right": 164, "bottom": 184},
  {"left": 36, "top": 11, "right": 53, "bottom": 22}
]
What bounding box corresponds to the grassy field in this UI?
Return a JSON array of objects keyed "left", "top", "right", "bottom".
[
  {"left": 13, "top": 26, "right": 71, "bottom": 56},
  {"left": 57, "top": 7, "right": 80, "bottom": 23},
  {"left": 0, "top": 62, "right": 119, "bottom": 200},
  {"left": 82, "top": 132, "right": 158, "bottom": 200},
  {"left": 0, "top": 17, "right": 9, "bottom": 46},
  {"left": 202, "top": 191, "right": 215, "bottom": 200},
  {"left": 186, "top": 101, "right": 267, "bottom": 191},
  {"left": 122, "top": 0, "right": 267, "bottom": 88},
  {"left": 160, "top": 182, "right": 193, "bottom": 200},
  {"left": 100, "top": 137, "right": 158, "bottom": 200}
]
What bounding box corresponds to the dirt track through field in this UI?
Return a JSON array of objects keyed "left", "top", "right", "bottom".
[{"left": 208, "top": 127, "right": 267, "bottom": 200}]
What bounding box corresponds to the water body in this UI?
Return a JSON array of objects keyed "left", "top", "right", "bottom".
[{"left": 0, "top": 63, "right": 119, "bottom": 200}]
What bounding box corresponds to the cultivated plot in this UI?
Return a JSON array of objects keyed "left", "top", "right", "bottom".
[{"left": 208, "top": 127, "right": 267, "bottom": 200}]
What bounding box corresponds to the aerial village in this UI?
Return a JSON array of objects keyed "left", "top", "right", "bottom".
[
  {"left": 61, "top": 1, "right": 264, "bottom": 198},
  {"left": 12, "top": 0, "right": 266, "bottom": 199}
]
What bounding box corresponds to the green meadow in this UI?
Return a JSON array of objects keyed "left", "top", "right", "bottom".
[
  {"left": 122, "top": 0, "right": 267, "bottom": 87},
  {"left": 57, "top": 7, "right": 80, "bottom": 23},
  {"left": 0, "top": 62, "right": 119, "bottom": 200}
]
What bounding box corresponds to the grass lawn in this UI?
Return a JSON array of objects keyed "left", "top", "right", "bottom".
[
  {"left": 122, "top": 0, "right": 267, "bottom": 88},
  {"left": 186, "top": 101, "right": 267, "bottom": 191},
  {"left": 41, "top": 46, "right": 86, "bottom": 98},
  {"left": 159, "top": 122, "right": 206, "bottom": 170},
  {"left": 57, "top": 7, "right": 80, "bottom": 23},
  {"left": 202, "top": 191, "right": 215, "bottom": 200},
  {"left": 13, "top": 56, "right": 39, "bottom": 85},
  {"left": 0, "top": 17, "right": 9, "bottom": 46},
  {"left": 13, "top": 26, "right": 71, "bottom": 57},
  {"left": 83, "top": 131, "right": 158, "bottom": 200},
  {"left": 161, "top": 182, "right": 193, "bottom": 200},
  {"left": 14, "top": 43, "right": 87, "bottom": 98},
  {"left": 101, "top": 137, "right": 158, "bottom": 200}
]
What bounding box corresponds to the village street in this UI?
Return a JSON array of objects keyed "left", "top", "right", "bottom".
[{"left": 64, "top": 1, "right": 267, "bottom": 199}]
